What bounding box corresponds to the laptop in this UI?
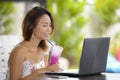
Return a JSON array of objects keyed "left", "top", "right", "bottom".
[{"left": 46, "top": 37, "right": 110, "bottom": 77}]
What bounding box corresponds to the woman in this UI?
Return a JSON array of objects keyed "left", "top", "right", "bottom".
[{"left": 6, "top": 6, "right": 62, "bottom": 80}]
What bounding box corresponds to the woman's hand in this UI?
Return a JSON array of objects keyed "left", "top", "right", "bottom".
[
  {"left": 37, "top": 62, "right": 63, "bottom": 74},
  {"left": 46, "top": 62, "right": 63, "bottom": 72}
]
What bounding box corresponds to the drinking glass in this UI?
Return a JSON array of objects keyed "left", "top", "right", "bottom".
[{"left": 49, "top": 45, "right": 63, "bottom": 66}]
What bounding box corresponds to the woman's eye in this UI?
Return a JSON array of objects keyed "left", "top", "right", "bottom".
[{"left": 43, "top": 25, "right": 47, "bottom": 27}]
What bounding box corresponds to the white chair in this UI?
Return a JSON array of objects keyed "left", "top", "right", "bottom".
[{"left": 0, "top": 35, "right": 21, "bottom": 80}]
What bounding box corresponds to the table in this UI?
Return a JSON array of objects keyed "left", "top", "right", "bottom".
[{"left": 39, "top": 73, "right": 120, "bottom": 80}]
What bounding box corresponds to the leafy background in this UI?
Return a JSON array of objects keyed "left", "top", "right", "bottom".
[
  {"left": 47, "top": 0, "right": 120, "bottom": 68},
  {"left": 0, "top": 2, "right": 15, "bottom": 34}
]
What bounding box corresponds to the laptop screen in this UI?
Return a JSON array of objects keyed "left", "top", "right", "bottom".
[{"left": 79, "top": 37, "right": 110, "bottom": 76}]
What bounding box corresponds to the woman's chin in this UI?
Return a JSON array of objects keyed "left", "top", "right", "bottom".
[{"left": 44, "top": 37, "right": 50, "bottom": 40}]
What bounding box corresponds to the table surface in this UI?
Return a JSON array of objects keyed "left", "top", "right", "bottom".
[{"left": 39, "top": 73, "right": 120, "bottom": 80}]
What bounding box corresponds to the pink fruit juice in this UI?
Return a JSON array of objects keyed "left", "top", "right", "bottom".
[
  {"left": 49, "top": 45, "right": 63, "bottom": 66},
  {"left": 49, "top": 56, "right": 59, "bottom": 66}
]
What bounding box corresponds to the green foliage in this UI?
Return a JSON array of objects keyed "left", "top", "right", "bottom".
[
  {"left": 94, "top": 0, "right": 120, "bottom": 55},
  {"left": 93, "top": 0, "right": 120, "bottom": 35},
  {"left": 0, "top": 2, "right": 15, "bottom": 34},
  {"left": 111, "top": 31, "right": 120, "bottom": 56},
  {"left": 95, "top": 0, "right": 119, "bottom": 26},
  {"left": 47, "top": 0, "right": 86, "bottom": 67}
]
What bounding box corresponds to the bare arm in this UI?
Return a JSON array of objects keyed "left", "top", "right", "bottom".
[
  {"left": 9, "top": 47, "right": 25, "bottom": 80},
  {"left": 8, "top": 47, "right": 44, "bottom": 80}
]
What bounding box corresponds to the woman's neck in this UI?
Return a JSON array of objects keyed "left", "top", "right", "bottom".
[{"left": 29, "top": 37, "right": 41, "bottom": 48}]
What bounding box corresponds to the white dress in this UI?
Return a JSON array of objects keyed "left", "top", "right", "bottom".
[
  {"left": 5, "top": 51, "right": 49, "bottom": 80},
  {"left": 22, "top": 52, "right": 46, "bottom": 78}
]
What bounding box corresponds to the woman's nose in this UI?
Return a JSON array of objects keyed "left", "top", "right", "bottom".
[{"left": 47, "top": 26, "right": 52, "bottom": 32}]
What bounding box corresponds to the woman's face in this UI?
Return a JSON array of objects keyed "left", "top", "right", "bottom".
[{"left": 33, "top": 14, "right": 52, "bottom": 40}]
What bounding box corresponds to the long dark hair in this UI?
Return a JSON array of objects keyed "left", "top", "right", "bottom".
[{"left": 22, "top": 6, "right": 54, "bottom": 51}]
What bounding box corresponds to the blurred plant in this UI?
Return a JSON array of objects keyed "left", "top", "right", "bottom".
[
  {"left": 93, "top": 0, "right": 120, "bottom": 55},
  {"left": 0, "top": 2, "right": 15, "bottom": 34},
  {"left": 111, "top": 31, "right": 120, "bottom": 55},
  {"left": 92, "top": 0, "right": 120, "bottom": 36},
  {"left": 47, "top": 0, "right": 87, "bottom": 68}
]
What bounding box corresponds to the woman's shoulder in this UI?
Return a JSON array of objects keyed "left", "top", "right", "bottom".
[
  {"left": 8, "top": 42, "right": 27, "bottom": 65},
  {"left": 10, "top": 42, "right": 27, "bottom": 59}
]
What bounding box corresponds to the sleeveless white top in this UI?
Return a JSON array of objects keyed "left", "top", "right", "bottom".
[
  {"left": 5, "top": 50, "right": 49, "bottom": 80},
  {"left": 22, "top": 52, "right": 46, "bottom": 78}
]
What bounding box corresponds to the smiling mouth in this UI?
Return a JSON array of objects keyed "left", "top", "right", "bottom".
[{"left": 45, "top": 33, "right": 50, "bottom": 36}]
